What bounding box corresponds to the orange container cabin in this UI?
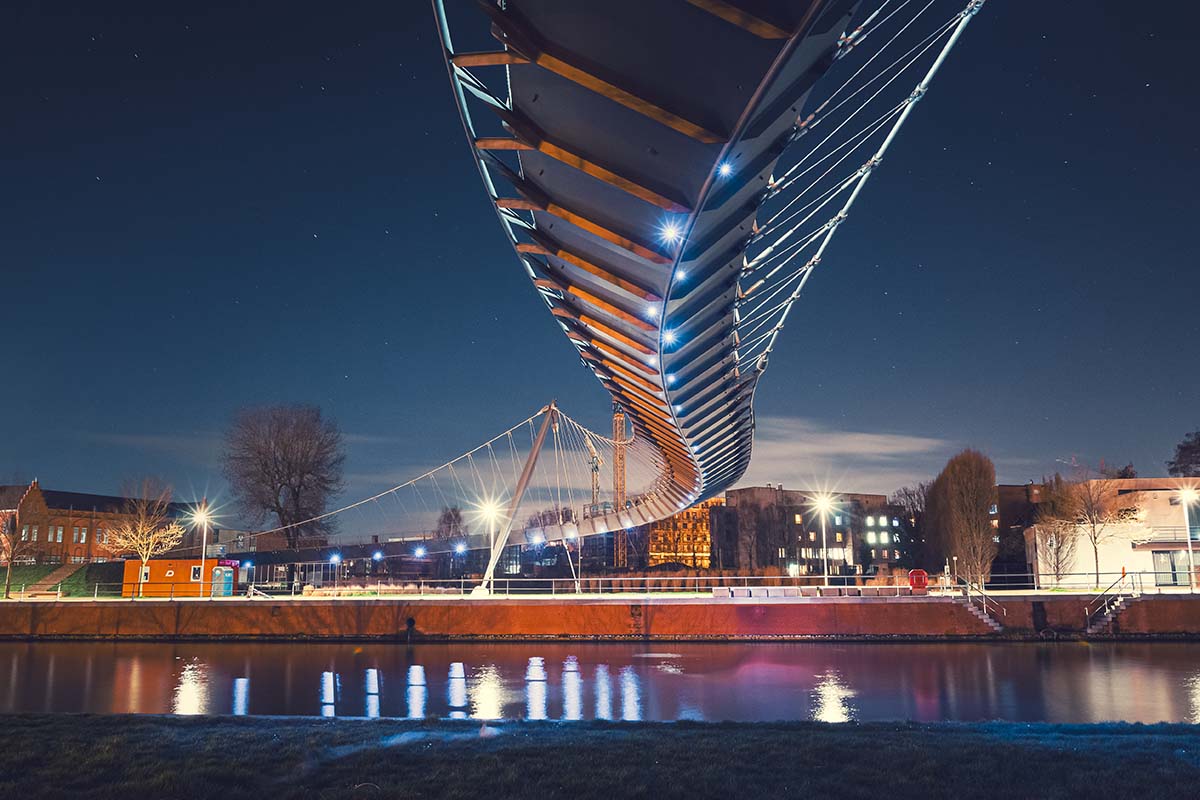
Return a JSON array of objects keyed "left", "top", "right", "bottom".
[{"left": 121, "top": 558, "right": 240, "bottom": 597}]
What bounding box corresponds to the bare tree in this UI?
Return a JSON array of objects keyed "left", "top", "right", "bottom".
[
  {"left": 436, "top": 506, "right": 468, "bottom": 540},
  {"left": 1, "top": 511, "right": 37, "bottom": 599},
  {"left": 929, "top": 449, "right": 997, "bottom": 586},
  {"left": 891, "top": 481, "right": 934, "bottom": 569},
  {"left": 1033, "top": 473, "right": 1079, "bottom": 586},
  {"left": 107, "top": 480, "right": 185, "bottom": 597},
  {"left": 223, "top": 405, "right": 344, "bottom": 548},
  {"left": 1069, "top": 469, "right": 1139, "bottom": 587}
]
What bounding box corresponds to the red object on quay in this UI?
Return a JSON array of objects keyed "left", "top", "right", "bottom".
[{"left": 908, "top": 569, "right": 929, "bottom": 591}]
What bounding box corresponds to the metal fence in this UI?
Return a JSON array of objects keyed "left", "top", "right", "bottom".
[{"left": 3, "top": 569, "right": 1195, "bottom": 601}]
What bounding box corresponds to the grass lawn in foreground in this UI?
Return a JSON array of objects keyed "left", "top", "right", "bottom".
[{"left": 1, "top": 715, "right": 1196, "bottom": 800}]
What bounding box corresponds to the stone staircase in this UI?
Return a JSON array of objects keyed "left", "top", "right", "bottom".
[
  {"left": 958, "top": 599, "right": 1004, "bottom": 633},
  {"left": 24, "top": 562, "right": 87, "bottom": 598},
  {"left": 1086, "top": 594, "right": 1141, "bottom": 636}
]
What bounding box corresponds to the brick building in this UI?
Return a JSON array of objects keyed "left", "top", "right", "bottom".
[
  {"left": 646, "top": 497, "right": 723, "bottom": 568},
  {"left": 0, "top": 480, "right": 200, "bottom": 565},
  {"left": 713, "top": 485, "right": 911, "bottom": 576}
]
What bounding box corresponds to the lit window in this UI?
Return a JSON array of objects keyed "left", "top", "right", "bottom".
[
  {"left": 31, "top": 526, "right": 38, "bottom": 542},
  {"left": 866, "top": 516, "right": 875, "bottom": 527},
  {"left": 20, "top": 525, "right": 28, "bottom": 542},
  {"left": 834, "top": 515, "right": 842, "bottom": 525},
  {"left": 870, "top": 549, "right": 876, "bottom": 559},
  {"left": 835, "top": 532, "right": 843, "bottom": 543},
  {"left": 867, "top": 531, "right": 877, "bottom": 544},
  {"left": 56, "top": 526, "right": 64, "bottom": 542},
  {"left": 991, "top": 519, "right": 999, "bottom": 528},
  {"left": 881, "top": 532, "right": 889, "bottom": 544},
  {"left": 72, "top": 527, "right": 80, "bottom": 543},
  {"left": 794, "top": 513, "right": 802, "bottom": 524},
  {"left": 988, "top": 503, "right": 998, "bottom": 515},
  {"left": 992, "top": 535, "right": 1000, "bottom": 543},
  {"left": 191, "top": 566, "right": 202, "bottom": 582},
  {"left": 892, "top": 518, "right": 899, "bottom": 527},
  {"left": 81, "top": 527, "right": 87, "bottom": 543},
  {"left": 809, "top": 531, "right": 816, "bottom": 542}
]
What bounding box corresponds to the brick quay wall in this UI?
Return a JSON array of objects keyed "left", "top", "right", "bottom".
[{"left": 0, "top": 594, "right": 1196, "bottom": 642}]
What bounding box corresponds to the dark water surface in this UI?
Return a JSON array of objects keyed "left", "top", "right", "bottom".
[{"left": 1, "top": 641, "right": 1198, "bottom": 723}]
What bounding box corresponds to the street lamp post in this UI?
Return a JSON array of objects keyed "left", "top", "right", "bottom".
[
  {"left": 192, "top": 501, "right": 211, "bottom": 599},
  {"left": 810, "top": 494, "right": 836, "bottom": 587},
  {"left": 1180, "top": 488, "right": 1198, "bottom": 593}
]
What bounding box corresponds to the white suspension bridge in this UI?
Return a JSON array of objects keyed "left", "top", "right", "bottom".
[{"left": 245, "top": 0, "right": 990, "bottom": 594}]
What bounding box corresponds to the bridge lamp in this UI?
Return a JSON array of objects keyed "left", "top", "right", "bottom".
[
  {"left": 454, "top": 542, "right": 467, "bottom": 555},
  {"left": 660, "top": 221, "right": 683, "bottom": 245},
  {"left": 329, "top": 554, "right": 341, "bottom": 565},
  {"left": 1180, "top": 487, "right": 1198, "bottom": 594},
  {"left": 372, "top": 551, "right": 383, "bottom": 561},
  {"left": 663, "top": 329, "right": 678, "bottom": 346},
  {"left": 718, "top": 162, "right": 733, "bottom": 178},
  {"left": 675, "top": 269, "right": 686, "bottom": 281},
  {"left": 414, "top": 546, "right": 427, "bottom": 559}
]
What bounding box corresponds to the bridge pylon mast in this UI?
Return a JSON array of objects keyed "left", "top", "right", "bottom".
[{"left": 613, "top": 403, "right": 627, "bottom": 569}]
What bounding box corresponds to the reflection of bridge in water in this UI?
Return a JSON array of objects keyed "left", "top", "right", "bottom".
[{"left": 253, "top": 1, "right": 989, "bottom": 589}]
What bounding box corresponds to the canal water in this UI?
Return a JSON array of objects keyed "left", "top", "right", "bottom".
[{"left": 2, "top": 641, "right": 1198, "bottom": 723}]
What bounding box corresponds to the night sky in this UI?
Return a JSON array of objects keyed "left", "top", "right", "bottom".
[{"left": 4, "top": 1, "right": 1197, "bottom": 515}]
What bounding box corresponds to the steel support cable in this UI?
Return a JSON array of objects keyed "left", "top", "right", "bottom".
[
  {"left": 742, "top": 221, "right": 829, "bottom": 297},
  {"left": 748, "top": 168, "right": 861, "bottom": 273},
  {"left": 755, "top": 136, "right": 885, "bottom": 251},
  {"left": 774, "top": 16, "right": 953, "bottom": 197},
  {"left": 740, "top": 255, "right": 821, "bottom": 331},
  {"left": 753, "top": 0, "right": 988, "bottom": 371},
  {"left": 841, "top": 0, "right": 919, "bottom": 58},
  {"left": 763, "top": 101, "right": 904, "bottom": 228},
  {"left": 791, "top": 0, "right": 946, "bottom": 147},
  {"left": 237, "top": 408, "right": 545, "bottom": 544}
]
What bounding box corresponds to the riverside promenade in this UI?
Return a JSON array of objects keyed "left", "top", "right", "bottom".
[{"left": 1, "top": 592, "right": 1196, "bottom": 642}]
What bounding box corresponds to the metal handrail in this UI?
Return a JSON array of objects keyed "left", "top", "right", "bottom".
[
  {"left": 1084, "top": 572, "right": 1139, "bottom": 629},
  {"left": 961, "top": 577, "right": 1006, "bottom": 620}
]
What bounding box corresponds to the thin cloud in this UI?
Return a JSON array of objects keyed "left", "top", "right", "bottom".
[
  {"left": 737, "top": 416, "right": 955, "bottom": 496},
  {"left": 81, "top": 432, "right": 223, "bottom": 465}
]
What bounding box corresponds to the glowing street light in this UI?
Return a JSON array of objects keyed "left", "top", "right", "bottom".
[
  {"left": 717, "top": 162, "right": 733, "bottom": 178},
  {"left": 372, "top": 551, "right": 383, "bottom": 562},
  {"left": 809, "top": 493, "right": 838, "bottom": 586},
  {"left": 454, "top": 542, "right": 467, "bottom": 555},
  {"left": 1180, "top": 487, "right": 1198, "bottom": 593},
  {"left": 414, "top": 546, "right": 427, "bottom": 559},
  {"left": 191, "top": 502, "right": 212, "bottom": 599}
]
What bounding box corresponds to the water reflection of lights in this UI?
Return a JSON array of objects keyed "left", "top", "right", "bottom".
[
  {"left": 563, "top": 657, "right": 583, "bottom": 721},
  {"left": 526, "top": 657, "right": 547, "bottom": 681},
  {"left": 472, "top": 665, "right": 504, "bottom": 720},
  {"left": 320, "top": 670, "right": 338, "bottom": 718},
  {"left": 1188, "top": 674, "right": 1200, "bottom": 724},
  {"left": 408, "top": 665, "right": 427, "bottom": 719},
  {"left": 232, "top": 678, "right": 249, "bottom": 716},
  {"left": 448, "top": 662, "right": 468, "bottom": 719},
  {"left": 620, "top": 666, "right": 641, "bottom": 721},
  {"left": 526, "top": 679, "right": 548, "bottom": 720},
  {"left": 812, "top": 671, "right": 855, "bottom": 723},
  {"left": 320, "top": 671, "right": 336, "bottom": 705},
  {"left": 173, "top": 661, "right": 209, "bottom": 716},
  {"left": 366, "top": 669, "right": 380, "bottom": 719},
  {"left": 595, "top": 665, "right": 613, "bottom": 720}
]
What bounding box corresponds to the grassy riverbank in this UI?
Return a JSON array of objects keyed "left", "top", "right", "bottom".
[{"left": 2, "top": 715, "right": 1197, "bottom": 799}]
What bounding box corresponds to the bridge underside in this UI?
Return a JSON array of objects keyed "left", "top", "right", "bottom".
[{"left": 435, "top": 1, "right": 861, "bottom": 527}]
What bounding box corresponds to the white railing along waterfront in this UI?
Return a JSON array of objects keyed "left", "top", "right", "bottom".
[{"left": 5, "top": 569, "right": 1196, "bottom": 601}]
